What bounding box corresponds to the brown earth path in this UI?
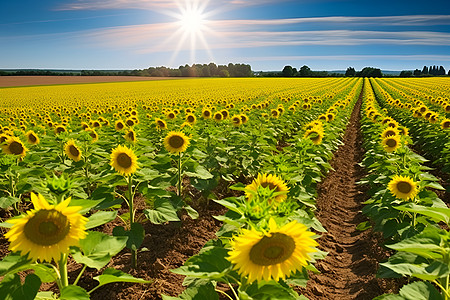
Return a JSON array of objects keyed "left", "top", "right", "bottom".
[{"left": 298, "top": 86, "right": 400, "bottom": 299}]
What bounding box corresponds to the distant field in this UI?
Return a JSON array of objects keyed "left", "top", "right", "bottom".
[{"left": 0, "top": 76, "right": 185, "bottom": 87}]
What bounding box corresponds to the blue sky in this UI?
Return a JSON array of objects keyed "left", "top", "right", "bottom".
[{"left": 1, "top": 0, "right": 450, "bottom": 71}]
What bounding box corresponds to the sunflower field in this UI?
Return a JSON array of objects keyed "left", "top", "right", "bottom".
[{"left": 0, "top": 77, "right": 449, "bottom": 300}]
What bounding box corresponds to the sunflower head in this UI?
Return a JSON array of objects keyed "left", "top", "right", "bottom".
[
  {"left": 155, "top": 118, "right": 167, "bottom": 130},
  {"left": 382, "top": 135, "right": 401, "bottom": 153},
  {"left": 304, "top": 127, "right": 324, "bottom": 145},
  {"left": 228, "top": 218, "right": 318, "bottom": 283},
  {"left": 245, "top": 173, "right": 289, "bottom": 203},
  {"left": 115, "top": 120, "right": 125, "bottom": 131},
  {"left": 185, "top": 114, "right": 197, "bottom": 124},
  {"left": 64, "top": 139, "right": 82, "bottom": 162},
  {"left": 388, "top": 175, "right": 419, "bottom": 200},
  {"left": 5, "top": 193, "right": 88, "bottom": 262},
  {"left": 240, "top": 114, "right": 249, "bottom": 124},
  {"left": 25, "top": 130, "right": 40, "bottom": 145},
  {"left": 202, "top": 109, "right": 212, "bottom": 119},
  {"left": 54, "top": 125, "right": 67, "bottom": 135},
  {"left": 110, "top": 144, "right": 138, "bottom": 176},
  {"left": 441, "top": 119, "right": 450, "bottom": 130},
  {"left": 213, "top": 112, "right": 223, "bottom": 122},
  {"left": 231, "top": 115, "right": 242, "bottom": 126},
  {"left": 163, "top": 131, "right": 190, "bottom": 154},
  {"left": 1, "top": 136, "right": 27, "bottom": 158},
  {"left": 381, "top": 127, "right": 399, "bottom": 139},
  {"left": 125, "top": 129, "right": 137, "bottom": 143}
]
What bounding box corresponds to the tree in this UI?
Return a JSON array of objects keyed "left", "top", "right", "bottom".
[
  {"left": 282, "top": 65, "right": 294, "bottom": 77},
  {"left": 219, "top": 69, "right": 230, "bottom": 77},
  {"left": 298, "top": 65, "right": 312, "bottom": 77},
  {"left": 345, "top": 67, "right": 356, "bottom": 77},
  {"left": 400, "top": 70, "right": 413, "bottom": 77},
  {"left": 357, "top": 67, "right": 382, "bottom": 78},
  {"left": 422, "top": 66, "right": 429, "bottom": 74},
  {"left": 439, "top": 66, "right": 446, "bottom": 75},
  {"left": 413, "top": 69, "right": 421, "bottom": 76}
]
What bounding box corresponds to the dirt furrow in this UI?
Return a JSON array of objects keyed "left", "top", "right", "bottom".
[{"left": 299, "top": 87, "right": 399, "bottom": 299}]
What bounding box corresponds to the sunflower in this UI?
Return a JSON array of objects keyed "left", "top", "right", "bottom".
[
  {"left": 125, "top": 129, "right": 137, "bottom": 143},
  {"left": 441, "top": 119, "right": 450, "bottom": 130},
  {"left": 381, "top": 135, "right": 401, "bottom": 152},
  {"left": 228, "top": 218, "right": 318, "bottom": 283},
  {"left": 245, "top": 173, "right": 289, "bottom": 202},
  {"left": 155, "top": 118, "right": 167, "bottom": 130},
  {"left": 221, "top": 109, "right": 229, "bottom": 119},
  {"left": 271, "top": 109, "right": 279, "bottom": 118},
  {"left": 381, "top": 127, "right": 399, "bottom": 139},
  {"left": 304, "top": 128, "right": 324, "bottom": 145},
  {"left": 54, "top": 125, "right": 67, "bottom": 135},
  {"left": 5, "top": 193, "right": 87, "bottom": 262},
  {"left": 80, "top": 122, "right": 90, "bottom": 130},
  {"left": 240, "top": 114, "right": 249, "bottom": 124},
  {"left": 64, "top": 139, "right": 82, "bottom": 162},
  {"left": 163, "top": 131, "right": 190, "bottom": 154},
  {"left": 202, "top": 109, "right": 212, "bottom": 119},
  {"left": 185, "top": 114, "right": 197, "bottom": 124},
  {"left": 110, "top": 144, "right": 138, "bottom": 176},
  {"left": 231, "top": 115, "right": 242, "bottom": 126},
  {"left": 115, "top": 120, "right": 125, "bottom": 131},
  {"left": 213, "top": 112, "right": 223, "bottom": 122},
  {"left": 388, "top": 175, "right": 419, "bottom": 200},
  {"left": 166, "top": 111, "right": 176, "bottom": 120},
  {"left": 87, "top": 129, "right": 98, "bottom": 143},
  {"left": 2, "top": 136, "right": 27, "bottom": 158},
  {"left": 326, "top": 113, "right": 335, "bottom": 122},
  {"left": 25, "top": 130, "right": 40, "bottom": 145}
]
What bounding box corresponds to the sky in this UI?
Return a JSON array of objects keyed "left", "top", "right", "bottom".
[{"left": 1, "top": 0, "right": 450, "bottom": 71}]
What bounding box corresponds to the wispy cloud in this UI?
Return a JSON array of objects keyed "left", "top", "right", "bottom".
[{"left": 57, "top": 0, "right": 294, "bottom": 11}]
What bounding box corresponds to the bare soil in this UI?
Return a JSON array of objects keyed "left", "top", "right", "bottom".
[
  {"left": 297, "top": 87, "right": 401, "bottom": 299},
  {"left": 0, "top": 76, "right": 187, "bottom": 87}
]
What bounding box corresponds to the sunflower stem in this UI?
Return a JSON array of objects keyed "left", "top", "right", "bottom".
[
  {"left": 177, "top": 152, "right": 182, "bottom": 197},
  {"left": 127, "top": 176, "right": 137, "bottom": 269},
  {"left": 73, "top": 264, "right": 87, "bottom": 286},
  {"left": 227, "top": 280, "right": 239, "bottom": 300},
  {"left": 58, "top": 253, "right": 69, "bottom": 289}
]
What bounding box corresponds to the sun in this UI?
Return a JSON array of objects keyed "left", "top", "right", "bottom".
[{"left": 179, "top": 8, "right": 206, "bottom": 34}]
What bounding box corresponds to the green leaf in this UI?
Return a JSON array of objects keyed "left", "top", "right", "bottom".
[
  {"left": 285, "top": 268, "right": 309, "bottom": 287},
  {"left": 0, "top": 196, "right": 20, "bottom": 209},
  {"left": 112, "top": 222, "right": 145, "bottom": 251},
  {"left": 162, "top": 282, "right": 218, "bottom": 300},
  {"left": 60, "top": 285, "right": 90, "bottom": 300},
  {"left": 35, "top": 291, "right": 57, "bottom": 300},
  {"left": 68, "top": 199, "right": 103, "bottom": 214},
  {"left": 184, "top": 205, "right": 199, "bottom": 220},
  {"left": 172, "top": 246, "right": 232, "bottom": 280},
  {"left": 386, "top": 227, "right": 444, "bottom": 259},
  {"left": 71, "top": 231, "right": 128, "bottom": 270},
  {"left": 143, "top": 198, "right": 180, "bottom": 224},
  {"left": 398, "top": 281, "right": 443, "bottom": 300},
  {"left": 241, "top": 281, "right": 300, "bottom": 300},
  {"left": 394, "top": 203, "right": 450, "bottom": 224},
  {"left": 85, "top": 210, "right": 118, "bottom": 229},
  {"left": 0, "top": 273, "right": 41, "bottom": 300},
  {"left": 0, "top": 252, "right": 32, "bottom": 276},
  {"left": 356, "top": 221, "right": 372, "bottom": 231},
  {"left": 93, "top": 268, "right": 151, "bottom": 289},
  {"left": 185, "top": 165, "right": 213, "bottom": 180}
]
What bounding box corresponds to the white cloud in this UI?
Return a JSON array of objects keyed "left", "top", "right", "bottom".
[{"left": 241, "top": 55, "right": 450, "bottom": 61}]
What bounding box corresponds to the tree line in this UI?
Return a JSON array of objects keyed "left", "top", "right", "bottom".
[
  {"left": 399, "top": 65, "right": 449, "bottom": 77},
  {"left": 274, "top": 65, "right": 382, "bottom": 77},
  {"left": 0, "top": 63, "right": 252, "bottom": 78}
]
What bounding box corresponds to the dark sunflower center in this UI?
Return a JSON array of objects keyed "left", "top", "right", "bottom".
[
  {"left": 168, "top": 135, "right": 185, "bottom": 149},
  {"left": 24, "top": 209, "right": 70, "bottom": 246},
  {"left": 117, "top": 152, "right": 132, "bottom": 168},
  {"left": 128, "top": 132, "right": 135, "bottom": 140},
  {"left": 69, "top": 145, "right": 80, "bottom": 157},
  {"left": 187, "top": 115, "right": 195, "bottom": 123},
  {"left": 126, "top": 120, "right": 134, "bottom": 126},
  {"left": 89, "top": 132, "right": 97, "bottom": 139},
  {"left": 232, "top": 117, "right": 240, "bottom": 124},
  {"left": 203, "top": 111, "right": 211, "bottom": 117},
  {"left": 386, "top": 138, "right": 397, "bottom": 148},
  {"left": 443, "top": 121, "right": 450, "bottom": 129},
  {"left": 157, "top": 120, "right": 165, "bottom": 128},
  {"left": 384, "top": 130, "right": 396, "bottom": 137},
  {"left": 397, "top": 181, "right": 412, "bottom": 194},
  {"left": 260, "top": 182, "right": 278, "bottom": 191},
  {"left": 117, "top": 122, "right": 124, "bottom": 129},
  {"left": 309, "top": 132, "right": 321, "bottom": 142},
  {"left": 56, "top": 127, "right": 65, "bottom": 134},
  {"left": 0, "top": 136, "right": 7, "bottom": 144},
  {"left": 214, "top": 113, "right": 222, "bottom": 120},
  {"left": 168, "top": 113, "right": 175, "bottom": 119},
  {"left": 9, "top": 141, "right": 24, "bottom": 155},
  {"left": 241, "top": 116, "right": 248, "bottom": 123},
  {"left": 28, "top": 134, "right": 37, "bottom": 143},
  {"left": 249, "top": 233, "right": 296, "bottom": 266}
]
